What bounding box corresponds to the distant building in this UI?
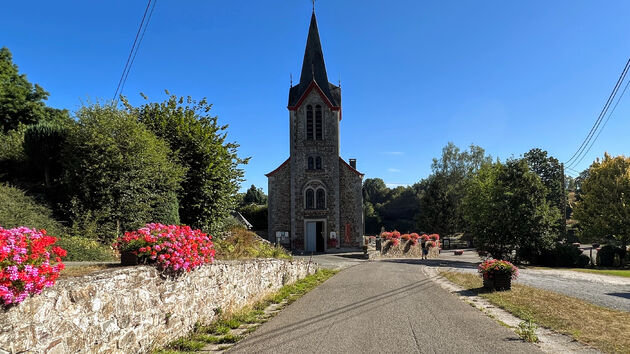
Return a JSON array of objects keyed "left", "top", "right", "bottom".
[{"left": 266, "top": 11, "right": 364, "bottom": 252}]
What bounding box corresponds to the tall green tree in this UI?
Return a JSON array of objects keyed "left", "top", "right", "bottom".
[
  {"left": 463, "top": 159, "right": 558, "bottom": 261},
  {"left": 0, "top": 47, "right": 70, "bottom": 133},
  {"left": 126, "top": 93, "right": 248, "bottom": 233},
  {"left": 417, "top": 142, "right": 491, "bottom": 235},
  {"left": 524, "top": 148, "right": 565, "bottom": 236},
  {"left": 62, "top": 103, "right": 185, "bottom": 242},
  {"left": 573, "top": 153, "right": 630, "bottom": 247},
  {"left": 242, "top": 184, "right": 267, "bottom": 205},
  {"left": 362, "top": 178, "right": 388, "bottom": 206}
]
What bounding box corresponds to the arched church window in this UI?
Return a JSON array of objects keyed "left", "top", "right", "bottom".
[
  {"left": 306, "top": 105, "right": 314, "bottom": 140},
  {"left": 307, "top": 156, "right": 314, "bottom": 170},
  {"left": 315, "top": 156, "right": 322, "bottom": 170},
  {"left": 315, "top": 105, "right": 323, "bottom": 140},
  {"left": 305, "top": 188, "right": 314, "bottom": 209},
  {"left": 316, "top": 188, "right": 326, "bottom": 209}
]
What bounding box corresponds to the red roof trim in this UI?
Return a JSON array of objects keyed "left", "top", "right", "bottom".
[
  {"left": 265, "top": 157, "right": 290, "bottom": 177},
  {"left": 339, "top": 157, "right": 364, "bottom": 177},
  {"left": 288, "top": 80, "right": 342, "bottom": 121}
]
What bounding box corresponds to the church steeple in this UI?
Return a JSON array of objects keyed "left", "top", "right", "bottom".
[
  {"left": 288, "top": 12, "right": 341, "bottom": 108},
  {"left": 299, "top": 12, "right": 329, "bottom": 88}
]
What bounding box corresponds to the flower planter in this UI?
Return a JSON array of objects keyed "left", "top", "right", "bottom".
[
  {"left": 483, "top": 273, "right": 512, "bottom": 291},
  {"left": 121, "top": 251, "right": 140, "bottom": 266}
]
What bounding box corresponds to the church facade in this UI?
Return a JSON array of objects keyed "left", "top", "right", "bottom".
[{"left": 266, "top": 12, "right": 364, "bottom": 252}]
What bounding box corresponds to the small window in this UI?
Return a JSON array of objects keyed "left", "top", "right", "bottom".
[
  {"left": 305, "top": 189, "right": 314, "bottom": 209},
  {"left": 306, "top": 105, "right": 314, "bottom": 140},
  {"left": 307, "top": 157, "right": 314, "bottom": 170},
  {"left": 315, "top": 156, "right": 322, "bottom": 170},
  {"left": 315, "top": 105, "right": 322, "bottom": 140},
  {"left": 316, "top": 189, "right": 325, "bottom": 209}
]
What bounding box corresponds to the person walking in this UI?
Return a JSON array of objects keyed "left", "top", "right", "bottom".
[{"left": 421, "top": 242, "right": 429, "bottom": 260}]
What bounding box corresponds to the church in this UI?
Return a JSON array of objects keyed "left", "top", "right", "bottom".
[{"left": 266, "top": 11, "right": 364, "bottom": 252}]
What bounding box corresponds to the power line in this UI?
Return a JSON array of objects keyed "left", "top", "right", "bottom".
[
  {"left": 112, "top": 0, "right": 156, "bottom": 103},
  {"left": 569, "top": 72, "right": 630, "bottom": 169},
  {"left": 118, "top": 0, "right": 157, "bottom": 98},
  {"left": 564, "top": 58, "right": 630, "bottom": 168}
]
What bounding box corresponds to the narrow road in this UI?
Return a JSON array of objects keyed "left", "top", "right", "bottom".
[{"left": 228, "top": 261, "right": 540, "bottom": 353}]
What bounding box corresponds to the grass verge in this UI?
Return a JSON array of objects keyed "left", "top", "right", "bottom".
[
  {"left": 441, "top": 271, "right": 630, "bottom": 353},
  {"left": 568, "top": 268, "right": 630, "bottom": 278},
  {"left": 154, "top": 268, "right": 338, "bottom": 353}
]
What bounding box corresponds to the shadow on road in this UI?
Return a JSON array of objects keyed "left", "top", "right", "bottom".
[
  {"left": 231, "top": 276, "right": 434, "bottom": 351},
  {"left": 380, "top": 258, "right": 479, "bottom": 270},
  {"left": 606, "top": 292, "right": 630, "bottom": 299}
]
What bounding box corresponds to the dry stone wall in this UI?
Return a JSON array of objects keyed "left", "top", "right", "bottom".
[{"left": 0, "top": 259, "right": 316, "bottom": 353}]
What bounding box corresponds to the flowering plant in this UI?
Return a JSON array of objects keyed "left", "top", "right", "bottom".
[
  {"left": 429, "top": 234, "right": 440, "bottom": 241},
  {"left": 389, "top": 238, "right": 400, "bottom": 247},
  {"left": 425, "top": 240, "right": 437, "bottom": 248},
  {"left": 477, "top": 259, "right": 519, "bottom": 280},
  {"left": 391, "top": 230, "right": 401, "bottom": 239},
  {"left": 0, "top": 226, "right": 66, "bottom": 306},
  {"left": 113, "top": 223, "right": 215, "bottom": 273},
  {"left": 401, "top": 234, "right": 410, "bottom": 241},
  {"left": 420, "top": 234, "right": 430, "bottom": 241},
  {"left": 380, "top": 232, "right": 391, "bottom": 239}
]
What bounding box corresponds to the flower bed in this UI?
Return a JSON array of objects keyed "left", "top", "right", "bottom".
[
  {"left": 113, "top": 223, "right": 215, "bottom": 273},
  {"left": 379, "top": 230, "right": 441, "bottom": 258},
  {"left": 0, "top": 226, "right": 66, "bottom": 306}
]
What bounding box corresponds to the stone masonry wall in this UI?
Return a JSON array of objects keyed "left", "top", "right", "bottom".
[
  {"left": 268, "top": 160, "right": 291, "bottom": 244},
  {"left": 339, "top": 161, "right": 364, "bottom": 247},
  {"left": 0, "top": 259, "right": 316, "bottom": 353}
]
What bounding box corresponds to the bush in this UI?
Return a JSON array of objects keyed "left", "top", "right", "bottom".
[
  {"left": 0, "top": 183, "right": 66, "bottom": 237},
  {"left": 23, "top": 122, "right": 67, "bottom": 187},
  {"left": 596, "top": 245, "right": 626, "bottom": 267},
  {"left": 0, "top": 124, "right": 28, "bottom": 179},
  {"left": 214, "top": 227, "right": 291, "bottom": 260},
  {"left": 535, "top": 243, "right": 592, "bottom": 268},
  {"left": 113, "top": 224, "right": 215, "bottom": 273},
  {"left": 127, "top": 94, "right": 247, "bottom": 232},
  {"left": 54, "top": 236, "right": 115, "bottom": 262},
  {"left": 238, "top": 204, "right": 268, "bottom": 230},
  {"left": 61, "top": 103, "right": 186, "bottom": 242},
  {"left": 0, "top": 226, "right": 66, "bottom": 306}
]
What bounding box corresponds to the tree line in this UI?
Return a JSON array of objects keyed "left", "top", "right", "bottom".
[
  {"left": 0, "top": 47, "right": 247, "bottom": 245},
  {"left": 364, "top": 142, "right": 629, "bottom": 265}
]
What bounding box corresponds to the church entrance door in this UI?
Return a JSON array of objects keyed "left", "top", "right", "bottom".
[{"left": 305, "top": 220, "right": 326, "bottom": 253}]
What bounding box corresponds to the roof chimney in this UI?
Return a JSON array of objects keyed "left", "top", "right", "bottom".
[{"left": 349, "top": 158, "right": 356, "bottom": 169}]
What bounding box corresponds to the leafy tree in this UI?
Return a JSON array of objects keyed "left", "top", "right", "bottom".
[
  {"left": 523, "top": 148, "right": 565, "bottom": 236},
  {"left": 238, "top": 203, "right": 268, "bottom": 230},
  {"left": 242, "top": 184, "right": 267, "bottom": 205},
  {"left": 463, "top": 159, "right": 558, "bottom": 261},
  {"left": 62, "top": 103, "right": 186, "bottom": 242},
  {"left": 417, "top": 142, "right": 491, "bottom": 235},
  {"left": 378, "top": 186, "right": 421, "bottom": 232},
  {"left": 0, "top": 47, "right": 70, "bottom": 133},
  {"left": 23, "top": 122, "right": 67, "bottom": 187},
  {"left": 362, "top": 178, "right": 388, "bottom": 206},
  {"left": 126, "top": 93, "right": 248, "bottom": 233},
  {"left": 573, "top": 153, "right": 630, "bottom": 247}
]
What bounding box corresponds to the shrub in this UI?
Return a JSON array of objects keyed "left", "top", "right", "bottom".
[
  {"left": 62, "top": 103, "right": 186, "bottom": 242},
  {"left": 127, "top": 94, "right": 247, "bottom": 232},
  {"left": 113, "top": 223, "right": 215, "bottom": 273},
  {"left": 0, "top": 226, "right": 66, "bottom": 306},
  {"left": 596, "top": 245, "right": 626, "bottom": 267},
  {"left": 23, "top": 122, "right": 67, "bottom": 187},
  {"left": 238, "top": 204, "right": 268, "bottom": 230},
  {"left": 214, "top": 227, "right": 291, "bottom": 260},
  {"left": 0, "top": 183, "right": 66, "bottom": 237},
  {"left": 54, "top": 236, "right": 115, "bottom": 262},
  {"left": 537, "top": 243, "right": 587, "bottom": 268},
  {"left": 0, "top": 124, "right": 28, "bottom": 179},
  {"left": 478, "top": 259, "right": 519, "bottom": 280}
]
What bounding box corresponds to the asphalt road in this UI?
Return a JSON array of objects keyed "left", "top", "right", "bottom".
[{"left": 228, "top": 261, "right": 540, "bottom": 354}]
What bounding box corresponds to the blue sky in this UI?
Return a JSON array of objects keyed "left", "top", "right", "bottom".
[{"left": 2, "top": 1, "right": 629, "bottom": 191}]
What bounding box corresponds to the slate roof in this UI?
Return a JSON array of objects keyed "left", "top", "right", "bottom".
[{"left": 288, "top": 12, "right": 341, "bottom": 108}]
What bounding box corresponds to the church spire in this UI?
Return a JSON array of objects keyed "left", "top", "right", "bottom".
[
  {"left": 299, "top": 12, "right": 329, "bottom": 88},
  {"left": 288, "top": 11, "right": 340, "bottom": 108}
]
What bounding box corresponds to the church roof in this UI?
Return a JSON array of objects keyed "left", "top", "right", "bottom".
[{"left": 288, "top": 12, "right": 341, "bottom": 108}]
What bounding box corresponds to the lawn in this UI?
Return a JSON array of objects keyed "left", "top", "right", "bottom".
[
  {"left": 441, "top": 271, "right": 630, "bottom": 354},
  {"left": 527, "top": 266, "right": 630, "bottom": 278}
]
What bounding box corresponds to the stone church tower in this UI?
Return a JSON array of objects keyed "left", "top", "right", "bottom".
[{"left": 266, "top": 11, "right": 364, "bottom": 252}]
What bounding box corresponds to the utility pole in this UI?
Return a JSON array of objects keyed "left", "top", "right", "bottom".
[{"left": 561, "top": 163, "right": 567, "bottom": 239}]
